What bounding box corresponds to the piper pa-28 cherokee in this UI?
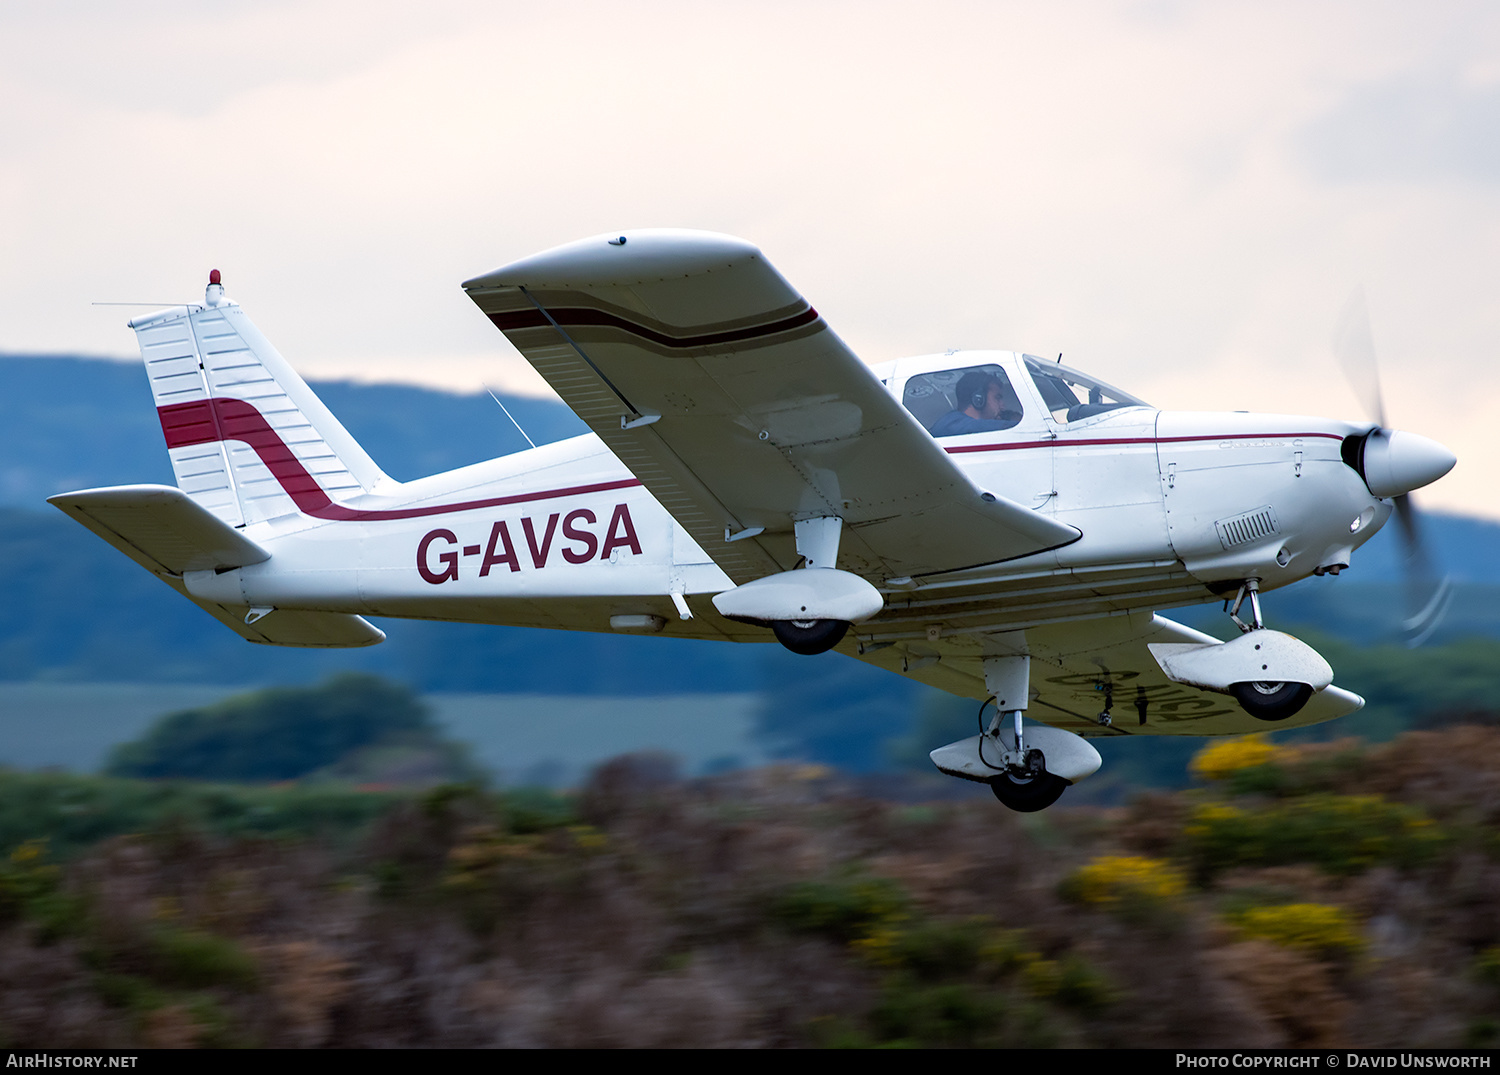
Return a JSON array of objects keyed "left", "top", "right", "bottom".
[{"left": 52, "top": 231, "right": 1457, "bottom": 811}]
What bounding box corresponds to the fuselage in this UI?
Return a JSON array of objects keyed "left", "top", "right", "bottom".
[{"left": 180, "top": 350, "right": 1389, "bottom": 643}]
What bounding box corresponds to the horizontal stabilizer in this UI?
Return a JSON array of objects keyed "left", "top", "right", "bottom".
[
  {"left": 180, "top": 591, "right": 387, "bottom": 648},
  {"left": 48, "top": 484, "right": 270, "bottom": 575},
  {"left": 50, "top": 483, "right": 385, "bottom": 649}
]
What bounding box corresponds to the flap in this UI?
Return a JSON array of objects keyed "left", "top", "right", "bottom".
[{"left": 463, "top": 230, "right": 1079, "bottom": 584}]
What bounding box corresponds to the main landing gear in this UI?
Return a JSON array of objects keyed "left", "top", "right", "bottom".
[
  {"left": 984, "top": 709, "right": 1069, "bottom": 812},
  {"left": 928, "top": 653, "right": 1103, "bottom": 812},
  {"left": 708, "top": 512, "right": 882, "bottom": 653},
  {"left": 712, "top": 517, "right": 877, "bottom": 657},
  {"left": 771, "top": 618, "right": 849, "bottom": 655}
]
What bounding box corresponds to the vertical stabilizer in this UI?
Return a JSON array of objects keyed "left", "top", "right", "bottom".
[{"left": 129, "top": 274, "right": 390, "bottom": 527}]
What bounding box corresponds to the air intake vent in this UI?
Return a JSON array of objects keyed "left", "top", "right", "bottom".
[{"left": 1215, "top": 505, "right": 1279, "bottom": 550}]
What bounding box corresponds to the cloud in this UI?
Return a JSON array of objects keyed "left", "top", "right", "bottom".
[
  {"left": 1299, "top": 71, "right": 1500, "bottom": 186},
  {"left": 0, "top": 1, "right": 1495, "bottom": 516}
]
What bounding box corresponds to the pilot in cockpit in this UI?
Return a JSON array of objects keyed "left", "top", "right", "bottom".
[{"left": 928, "top": 370, "right": 1024, "bottom": 436}]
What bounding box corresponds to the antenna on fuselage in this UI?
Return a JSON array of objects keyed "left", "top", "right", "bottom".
[{"left": 485, "top": 385, "right": 538, "bottom": 450}]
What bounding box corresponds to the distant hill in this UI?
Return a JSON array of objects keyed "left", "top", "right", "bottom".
[
  {"left": 2, "top": 353, "right": 1495, "bottom": 775},
  {"left": 0, "top": 353, "right": 589, "bottom": 507}
]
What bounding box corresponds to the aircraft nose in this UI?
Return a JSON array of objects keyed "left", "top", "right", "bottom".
[{"left": 1359, "top": 429, "right": 1457, "bottom": 498}]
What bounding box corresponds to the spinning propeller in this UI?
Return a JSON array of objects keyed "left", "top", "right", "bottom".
[{"left": 1333, "top": 288, "right": 1455, "bottom": 646}]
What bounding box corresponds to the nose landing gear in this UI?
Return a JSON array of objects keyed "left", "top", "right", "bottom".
[
  {"left": 1225, "top": 580, "right": 1315, "bottom": 722},
  {"left": 1231, "top": 680, "right": 1314, "bottom": 722},
  {"left": 1148, "top": 579, "right": 1333, "bottom": 724}
]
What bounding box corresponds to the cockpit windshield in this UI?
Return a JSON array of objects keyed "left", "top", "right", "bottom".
[{"left": 1022, "top": 355, "right": 1149, "bottom": 424}]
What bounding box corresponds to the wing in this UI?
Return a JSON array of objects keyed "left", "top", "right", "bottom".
[
  {"left": 463, "top": 230, "right": 1079, "bottom": 584},
  {"left": 855, "top": 611, "right": 1364, "bottom": 737},
  {"left": 49, "top": 484, "right": 384, "bottom": 648}
]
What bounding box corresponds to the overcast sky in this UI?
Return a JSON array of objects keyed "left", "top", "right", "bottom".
[{"left": 2, "top": 0, "right": 1496, "bottom": 517}]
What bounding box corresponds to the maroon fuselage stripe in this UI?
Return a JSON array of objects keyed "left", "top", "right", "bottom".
[
  {"left": 158, "top": 398, "right": 1342, "bottom": 523},
  {"left": 943, "top": 431, "right": 1344, "bottom": 455},
  {"left": 489, "top": 305, "right": 821, "bottom": 349},
  {"left": 156, "top": 399, "right": 640, "bottom": 521}
]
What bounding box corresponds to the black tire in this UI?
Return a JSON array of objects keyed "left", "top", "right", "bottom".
[
  {"left": 1231, "top": 681, "right": 1314, "bottom": 722},
  {"left": 771, "top": 618, "right": 850, "bottom": 656},
  {"left": 989, "top": 772, "right": 1068, "bottom": 812}
]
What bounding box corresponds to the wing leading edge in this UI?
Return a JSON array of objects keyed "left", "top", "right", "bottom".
[{"left": 463, "top": 230, "right": 1079, "bottom": 585}]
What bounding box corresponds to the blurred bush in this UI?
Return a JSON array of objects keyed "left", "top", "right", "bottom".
[
  {"left": 1183, "top": 794, "right": 1448, "bottom": 878},
  {"left": 0, "top": 769, "right": 402, "bottom": 858}
]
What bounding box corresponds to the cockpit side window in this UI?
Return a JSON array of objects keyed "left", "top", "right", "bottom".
[
  {"left": 1022, "top": 355, "right": 1149, "bottom": 425},
  {"left": 902, "top": 364, "right": 1024, "bottom": 436}
]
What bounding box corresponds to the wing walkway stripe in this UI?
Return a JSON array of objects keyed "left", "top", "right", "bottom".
[{"left": 489, "top": 305, "right": 821, "bottom": 349}]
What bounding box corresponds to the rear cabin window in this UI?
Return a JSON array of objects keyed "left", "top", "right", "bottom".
[{"left": 902, "top": 364, "right": 1024, "bottom": 436}]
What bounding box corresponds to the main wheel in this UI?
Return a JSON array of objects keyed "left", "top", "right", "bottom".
[
  {"left": 1231, "top": 681, "right": 1314, "bottom": 722},
  {"left": 989, "top": 772, "right": 1068, "bottom": 812},
  {"left": 771, "top": 618, "right": 849, "bottom": 656}
]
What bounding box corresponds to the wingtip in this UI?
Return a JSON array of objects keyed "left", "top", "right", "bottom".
[{"left": 462, "top": 229, "right": 762, "bottom": 291}]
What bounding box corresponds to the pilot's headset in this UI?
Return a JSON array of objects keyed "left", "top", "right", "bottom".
[{"left": 955, "top": 371, "right": 994, "bottom": 411}]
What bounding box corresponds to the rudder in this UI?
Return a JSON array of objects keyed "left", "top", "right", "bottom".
[{"left": 130, "top": 272, "right": 391, "bottom": 527}]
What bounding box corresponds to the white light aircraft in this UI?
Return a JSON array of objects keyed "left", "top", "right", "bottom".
[{"left": 52, "top": 232, "right": 1457, "bottom": 810}]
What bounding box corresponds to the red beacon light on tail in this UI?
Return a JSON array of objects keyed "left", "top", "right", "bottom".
[{"left": 205, "top": 269, "right": 224, "bottom": 307}]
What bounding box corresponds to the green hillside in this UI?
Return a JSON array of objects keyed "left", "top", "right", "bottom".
[{"left": 1, "top": 726, "right": 1498, "bottom": 1047}]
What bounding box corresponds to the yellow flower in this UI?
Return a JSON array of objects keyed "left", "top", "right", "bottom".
[
  {"left": 1190, "top": 734, "right": 1282, "bottom": 782},
  {"left": 9, "top": 840, "right": 45, "bottom": 865},
  {"left": 1233, "top": 903, "right": 1363, "bottom": 954},
  {"left": 851, "top": 925, "right": 902, "bottom": 966},
  {"left": 1067, "top": 855, "right": 1186, "bottom": 904}
]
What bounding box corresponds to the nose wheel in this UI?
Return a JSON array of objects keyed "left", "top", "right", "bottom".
[
  {"left": 1231, "top": 680, "right": 1313, "bottom": 721},
  {"left": 1224, "top": 580, "right": 1314, "bottom": 722}
]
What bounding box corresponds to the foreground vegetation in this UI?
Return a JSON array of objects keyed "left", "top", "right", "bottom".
[{"left": 1, "top": 723, "right": 1499, "bottom": 1048}]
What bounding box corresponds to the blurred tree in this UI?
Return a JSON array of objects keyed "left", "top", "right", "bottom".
[{"left": 105, "top": 673, "right": 456, "bottom": 783}]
